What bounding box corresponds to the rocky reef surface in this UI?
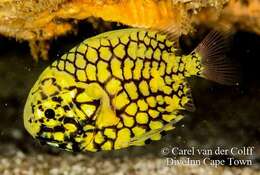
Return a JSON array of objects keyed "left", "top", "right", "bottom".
[{"left": 0, "top": 0, "right": 259, "bottom": 59}]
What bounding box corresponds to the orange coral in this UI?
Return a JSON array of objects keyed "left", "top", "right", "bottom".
[
  {"left": 0, "top": 0, "right": 227, "bottom": 41},
  {"left": 57, "top": 0, "right": 191, "bottom": 34},
  {"left": 0, "top": 0, "right": 259, "bottom": 59}
]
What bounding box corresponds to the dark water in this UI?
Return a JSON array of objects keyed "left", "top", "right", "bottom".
[{"left": 0, "top": 23, "right": 259, "bottom": 166}]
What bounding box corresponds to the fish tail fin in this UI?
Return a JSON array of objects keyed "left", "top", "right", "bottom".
[{"left": 194, "top": 30, "right": 239, "bottom": 85}]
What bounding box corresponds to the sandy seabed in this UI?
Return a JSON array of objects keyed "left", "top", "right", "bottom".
[{"left": 0, "top": 152, "right": 259, "bottom": 175}]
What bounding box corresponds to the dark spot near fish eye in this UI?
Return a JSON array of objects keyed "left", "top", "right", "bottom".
[
  {"left": 52, "top": 96, "right": 58, "bottom": 101},
  {"left": 63, "top": 117, "right": 77, "bottom": 124},
  {"left": 69, "top": 102, "right": 73, "bottom": 108},
  {"left": 41, "top": 125, "right": 53, "bottom": 132},
  {"left": 45, "top": 109, "right": 55, "bottom": 119},
  {"left": 77, "top": 129, "right": 83, "bottom": 134},
  {"left": 50, "top": 91, "right": 59, "bottom": 97},
  {"left": 54, "top": 125, "right": 65, "bottom": 132},
  {"left": 39, "top": 105, "right": 44, "bottom": 111},
  {"left": 40, "top": 92, "right": 48, "bottom": 100},
  {"left": 58, "top": 117, "right": 64, "bottom": 122},
  {"left": 56, "top": 104, "right": 61, "bottom": 108},
  {"left": 52, "top": 96, "right": 63, "bottom": 103},
  {"left": 63, "top": 105, "right": 70, "bottom": 111}
]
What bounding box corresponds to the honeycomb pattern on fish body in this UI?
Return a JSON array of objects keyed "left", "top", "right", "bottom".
[{"left": 47, "top": 29, "right": 199, "bottom": 151}]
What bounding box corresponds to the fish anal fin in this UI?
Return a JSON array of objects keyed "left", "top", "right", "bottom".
[{"left": 129, "top": 115, "right": 183, "bottom": 146}]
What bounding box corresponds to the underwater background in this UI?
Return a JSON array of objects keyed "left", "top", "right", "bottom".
[{"left": 0, "top": 21, "right": 260, "bottom": 174}]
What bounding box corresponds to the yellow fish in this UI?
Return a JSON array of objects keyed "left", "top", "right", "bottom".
[{"left": 23, "top": 28, "right": 237, "bottom": 152}]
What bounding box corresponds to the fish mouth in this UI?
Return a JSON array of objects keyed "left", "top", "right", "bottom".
[
  {"left": 35, "top": 117, "right": 94, "bottom": 152},
  {"left": 35, "top": 117, "right": 97, "bottom": 152},
  {"left": 36, "top": 135, "right": 62, "bottom": 145}
]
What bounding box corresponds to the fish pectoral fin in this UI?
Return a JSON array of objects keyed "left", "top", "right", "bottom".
[
  {"left": 76, "top": 82, "right": 104, "bottom": 99},
  {"left": 75, "top": 82, "right": 120, "bottom": 128},
  {"left": 96, "top": 106, "right": 120, "bottom": 128},
  {"left": 129, "top": 115, "right": 184, "bottom": 146},
  {"left": 95, "top": 87, "right": 120, "bottom": 128}
]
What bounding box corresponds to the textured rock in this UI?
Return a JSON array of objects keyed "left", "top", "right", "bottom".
[
  {"left": 0, "top": 0, "right": 259, "bottom": 59},
  {"left": 0, "top": 0, "right": 259, "bottom": 41}
]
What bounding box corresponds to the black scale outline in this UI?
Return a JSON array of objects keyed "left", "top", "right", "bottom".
[{"left": 47, "top": 30, "right": 196, "bottom": 151}]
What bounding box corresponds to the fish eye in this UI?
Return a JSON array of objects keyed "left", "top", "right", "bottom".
[{"left": 44, "top": 109, "right": 55, "bottom": 119}]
